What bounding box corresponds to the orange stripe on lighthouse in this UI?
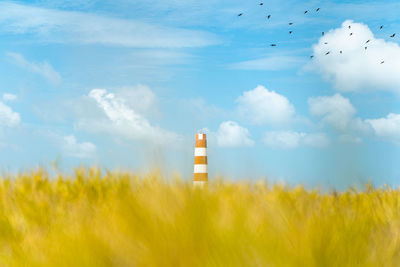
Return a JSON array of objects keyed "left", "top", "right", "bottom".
[
  {"left": 194, "top": 156, "right": 207, "bottom": 164},
  {"left": 194, "top": 133, "right": 208, "bottom": 185}
]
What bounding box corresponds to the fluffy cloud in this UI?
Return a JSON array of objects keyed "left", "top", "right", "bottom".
[
  {"left": 308, "top": 94, "right": 357, "bottom": 132},
  {"left": 116, "top": 85, "right": 158, "bottom": 115},
  {"left": 308, "top": 93, "right": 375, "bottom": 145},
  {"left": 366, "top": 113, "right": 400, "bottom": 144},
  {"left": 262, "top": 131, "right": 330, "bottom": 149},
  {"left": 62, "top": 135, "right": 96, "bottom": 158},
  {"left": 309, "top": 93, "right": 373, "bottom": 136},
  {"left": 308, "top": 93, "right": 400, "bottom": 145},
  {"left": 216, "top": 121, "right": 254, "bottom": 147},
  {"left": 236, "top": 85, "right": 295, "bottom": 125},
  {"left": 310, "top": 20, "right": 400, "bottom": 93},
  {"left": 6, "top": 52, "right": 61, "bottom": 85},
  {"left": 0, "top": 101, "right": 20, "bottom": 127},
  {"left": 82, "top": 88, "right": 181, "bottom": 145}
]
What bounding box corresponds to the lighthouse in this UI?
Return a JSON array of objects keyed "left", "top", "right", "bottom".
[{"left": 193, "top": 133, "right": 208, "bottom": 186}]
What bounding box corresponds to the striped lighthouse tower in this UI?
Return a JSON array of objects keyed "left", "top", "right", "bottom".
[{"left": 194, "top": 133, "right": 208, "bottom": 186}]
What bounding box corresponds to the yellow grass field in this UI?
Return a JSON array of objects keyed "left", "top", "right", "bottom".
[{"left": 0, "top": 168, "right": 399, "bottom": 266}]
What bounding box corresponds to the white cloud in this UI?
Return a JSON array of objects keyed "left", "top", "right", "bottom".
[
  {"left": 62, "top": 135, "right": 96, "bottom": 158},
  {"left": 310, "top": 20, "right": 400, "bottom": 93},
  {"left": 6, "top": 52, "right": 61, "bottom": 85},
  {"left": 308, "top": 94, "right": 374, "bottom": 144},
  {"left": 2, "top": 93, "right": 17, "bottom": 102},
  {"left": 216, "top": 121, "right": 254, "bottom": 147},
  {"left": 236, "top": 85, "right": 295, "bottom": 125},
  {"left": 230, "top": 55, "right": 305, "bottom": 71},
  {"left": 0, "top": 101, "right": 20, "bottom": 127},
  {"left": 307, "top": 93, "right": 400, "bottom": 145},
  {"left": 116, "top": 85, "right": 158, "bottom": 115},
  {"left": 81, "top": 88, "right": 181, "bottom": 145},
  {"left": 0, "top": 2, "right": 220, "bottom": 48},
  {"left": 366, "top": 113, "right": 400, "bottom": 144},
  {"left": 262, "top": 131, "right": 330, "bottom": 149},
  {"left": 308, "top": 93, "right": 356, "bottom": 132}
]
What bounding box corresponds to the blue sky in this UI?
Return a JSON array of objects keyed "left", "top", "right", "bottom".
[{"left": 0, "top": 0, "right": 400, "bottom": 188}]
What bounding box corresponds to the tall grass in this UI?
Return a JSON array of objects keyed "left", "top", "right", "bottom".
[{"left": 0, "top": 168, "right": 398, "bottom": 266}]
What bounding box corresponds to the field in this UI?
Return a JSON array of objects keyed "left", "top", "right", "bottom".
[{"left": 0, "top": 168, "right": 398, "bottom": 266}]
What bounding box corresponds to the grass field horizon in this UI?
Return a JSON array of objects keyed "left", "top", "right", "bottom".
[{"left": 0, "top": 167, "right": 398, "bottom": 266}]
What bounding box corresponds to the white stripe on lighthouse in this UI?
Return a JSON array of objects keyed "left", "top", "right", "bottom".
[
  {"left": 194, "top": 164, "right": 208, "bottom": 173},
  {"left": 194, "top": 147, "right": 207, "bottom": 156}
]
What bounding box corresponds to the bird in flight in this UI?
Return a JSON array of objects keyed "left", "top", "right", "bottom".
[{"left": 234, "top": 3, "right": 398, "bottom": 62}]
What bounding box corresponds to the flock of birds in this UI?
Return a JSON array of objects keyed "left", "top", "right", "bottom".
[{"left": 237, "top": 3, "right": 397, "bottom": 65}]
